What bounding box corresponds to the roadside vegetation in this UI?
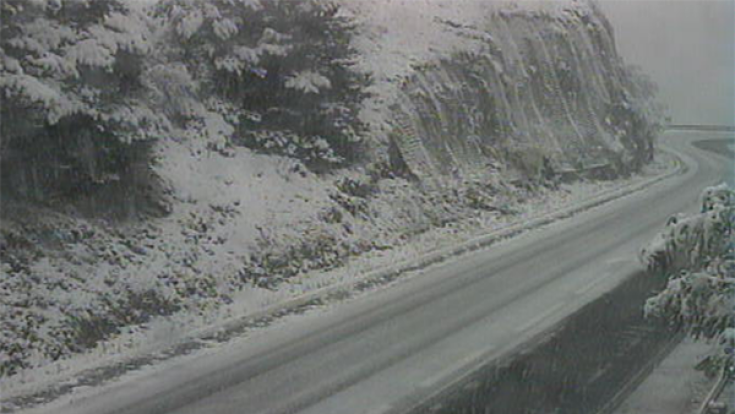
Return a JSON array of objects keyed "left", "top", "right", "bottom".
[
  {"left": 0, "top": 0, "right": 664, "bottom": 382},
  {"left": 641, "top": 183, "right": 734, "bottom": 370},
  {"left": 1, "top": 0, "right": 371, "bottom": 379}
]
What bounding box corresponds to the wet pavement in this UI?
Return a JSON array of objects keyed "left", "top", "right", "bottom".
[{"left": 409, "top": 270, "right": 678, "bottom": 414}]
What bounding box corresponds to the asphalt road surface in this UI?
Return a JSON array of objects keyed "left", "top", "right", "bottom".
[{"left": 25, "top": 130, "right": 734, "bottom": 414}]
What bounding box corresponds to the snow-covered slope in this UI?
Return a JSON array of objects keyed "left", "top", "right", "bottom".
[{"left": 0, "top": 0, "right": 663, "bottom": 392}]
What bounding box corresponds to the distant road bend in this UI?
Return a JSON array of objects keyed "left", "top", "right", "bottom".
[
  {"left": 27, "top": 131, "right": 734, "bottom": 414},
  {"left": 667, "top": 124, "right": 735, "bottom": 132}
]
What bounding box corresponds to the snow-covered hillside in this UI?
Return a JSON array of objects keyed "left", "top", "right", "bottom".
[{"left": 0, "top": 0, "right": 663, "bottom": 390}]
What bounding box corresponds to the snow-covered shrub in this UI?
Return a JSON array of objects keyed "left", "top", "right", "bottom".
[
  {"left": 143, "top": 62, "right": 200, "bottom": 121},
  {"left": 243, "top": 227, "right": 357, "bottom": 290},
  {"left": 247, "top": 130, "right": 342, "bottom": 165},
  {"left": 0, "top": 0, "right": 169, "bottom": 207},
  {"left": 608, "top": 64, "right": 663, "bottom": 170},
  {"left": 641, "top": 184, "right": 733, "bottom": 272},
  {"left": 701, "top": 182, "right": 733, "bottom": 212},
  {"left": 643, "top": 184, "right": 734, "bottom": 352},
  {"left": 329, "top": 191, "right": 370, "bottom": 218},
  {"left": 645, "top": 265, "right": 734, "bottom": 340},
  {"left": 156, "top": 0, "right": 371, "bottom": 170},
  {"left": 336, "top": 174, "right": 377, "bottom": 199}
]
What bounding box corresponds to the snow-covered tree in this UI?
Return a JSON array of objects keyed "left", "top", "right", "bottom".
[
  {"left": 156, "top": 0, "right": 370, "bottom": 169},
  {"left": 0, "top": 0, "right": 169, "bottom": 200},
  {"left": 642, "top": 184, "right": 734, "bottom": 358},
  {"left": 611, "top": 64, "right": 665, "bottom": 167}
]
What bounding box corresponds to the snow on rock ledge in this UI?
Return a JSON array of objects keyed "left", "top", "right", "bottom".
[{"left": 342, "top": 0, "right": 656, "bottom": 183}]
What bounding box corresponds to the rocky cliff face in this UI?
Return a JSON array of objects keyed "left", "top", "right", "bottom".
[{"left": 376, "top": 2, "right": 655, "bottom": 185}]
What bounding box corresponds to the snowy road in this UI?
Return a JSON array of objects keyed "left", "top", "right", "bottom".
[{"left": 27, "top": 131, "right": 733, "bottom": 414}]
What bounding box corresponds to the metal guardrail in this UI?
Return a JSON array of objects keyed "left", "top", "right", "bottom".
[
  {"left": 595, "top": 332, "right": 685, "bottom": 414},
  {"left": 697, "top": 363, "right": 731, "bottom": 414},
  {"left": 666, "top": 125, "right": 735, "bottom": 132}
]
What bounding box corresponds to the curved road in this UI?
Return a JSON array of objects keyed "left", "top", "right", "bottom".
[{"left": 26, "top": 130, "right": 734, "bottom": 414}]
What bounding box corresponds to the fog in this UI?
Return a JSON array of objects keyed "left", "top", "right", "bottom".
[{"left": 599, "top": 0, "right": 735, "bottom": 126}]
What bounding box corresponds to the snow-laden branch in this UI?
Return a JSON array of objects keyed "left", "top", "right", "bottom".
[{"left": 643, "top": 184, "right": 734, "bottom": 343}]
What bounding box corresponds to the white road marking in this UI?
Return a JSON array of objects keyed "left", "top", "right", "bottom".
[
  {"left": 418, "top": 348, "right": 491, "bottom": 389},
  {"left": 574, "top": 274, "right": 613, "bottom": 296},
  {"left": 514, "top": 301, "right": 567, "bottom": 334}
]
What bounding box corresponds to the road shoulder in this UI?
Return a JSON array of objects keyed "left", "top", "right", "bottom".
[{"left": 614, "top": 337, "right": 718, "bottom": 414}]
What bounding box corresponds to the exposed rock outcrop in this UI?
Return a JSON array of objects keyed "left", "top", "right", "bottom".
[{"left": 351, "top": 0, "right": 658, "bottom": 185}]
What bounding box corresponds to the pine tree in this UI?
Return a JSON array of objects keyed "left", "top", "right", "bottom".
[
  {"left": 0, "top": 0, "right": 168, "bottom": 199},
  {"left": 643, "top": 185, "right": 734, "bottom": 350},
  {"left": 156, "top": 0, "right": 370, "bottom": 169}
]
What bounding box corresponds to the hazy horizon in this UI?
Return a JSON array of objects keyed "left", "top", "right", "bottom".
[{"left": 599, "top": 0, "right": 735, "bottom": 127}]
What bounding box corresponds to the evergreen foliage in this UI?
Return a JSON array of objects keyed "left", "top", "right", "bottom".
[
  {"left": 643, "top": 184, "right": 734, "bottom": 347},
  {"left": 156, "top": 0, "right": 370, "bottom": 169},
  {"left": 0, "top": 0, "right": 371, "bottom": 206},
  {"left": 0, "top": 0, "right": 169, "bottom": 200}
]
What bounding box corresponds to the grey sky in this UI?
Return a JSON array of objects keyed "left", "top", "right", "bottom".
[{"left": 598, "top": 0, "right": 734, "bottom": 126}]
